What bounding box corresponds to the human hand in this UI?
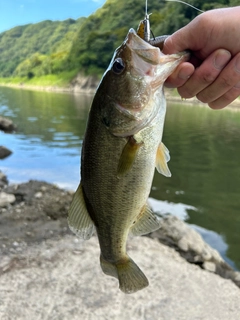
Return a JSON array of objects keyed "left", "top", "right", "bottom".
[{"left": 163, "top": 7, "right": 240, "bottom": 109}]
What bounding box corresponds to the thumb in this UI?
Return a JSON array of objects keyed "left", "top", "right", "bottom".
[
  {"left": 163, "top": 26, "right": 192, "bottom": 55},
  {"left": 162, "top": 13, "right": 208, "bottom": 55}
]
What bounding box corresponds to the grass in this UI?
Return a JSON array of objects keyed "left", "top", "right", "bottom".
[{"left": 0, "top": 70, "right": 79, "bottom": 88}]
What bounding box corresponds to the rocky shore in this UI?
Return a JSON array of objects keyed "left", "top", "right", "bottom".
[
  {"left": 0, "top": 173, "right": 240, "bottom": 319},
  {"left": 0, "top": 116, "right": 16, "bottom": 160},
  {"left": 1, "top": 114, "right": 240, "bottom": 318}
]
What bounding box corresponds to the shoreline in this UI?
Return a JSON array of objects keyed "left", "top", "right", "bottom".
[
  {"left": 0, "top": 175, "right": 240, "bottom": 287},
  {"left": 1, "top": 81, "right": 240, "bottom": 109},
  {"left": 0, "top": 177, "right": 240, "bottom": 318}
]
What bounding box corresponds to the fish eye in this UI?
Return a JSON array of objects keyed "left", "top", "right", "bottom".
[{"left": 112, "top": 58, "right": 125, "bottom": 74}]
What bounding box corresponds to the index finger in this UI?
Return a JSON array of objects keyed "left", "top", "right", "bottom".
[{"left": 162, "top": 14, "right": 210, "bottom": 56}]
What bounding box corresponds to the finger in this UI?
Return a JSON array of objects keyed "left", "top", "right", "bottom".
[
  {"left": 208, "top": 85, "right": 240, "bottom": 109},
  {"left": 178, "top": 49, "right": 231, "bottom": 98},
  {"left": 163, "top": 25, "right": 198, "bottom": 54},
  {"left": 197, "top": 52, "right": 240, "bottom": 103},
  {"left": 163, "top": 14, "right": 210, "bottom": 55},
  {"left": 164, "top": 62, "right": 194, "bottom": 88}
]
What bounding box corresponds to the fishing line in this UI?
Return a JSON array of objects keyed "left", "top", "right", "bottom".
[{"left": 165, "top": 0, "right": 204, "bottom": 13}]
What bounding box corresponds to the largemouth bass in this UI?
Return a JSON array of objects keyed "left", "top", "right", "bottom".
[{"left": 68, "top": 28, "right": 188, "bottom": 294}]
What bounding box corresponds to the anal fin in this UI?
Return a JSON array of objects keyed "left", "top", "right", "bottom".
[
  {"left": 156, "top": 142, "right": 171, "bottom": 177},
  {"left": 68, "top": 183, "right": 95, "bottom": 240},
  {"left": 129, "top": 203, "right": 160, "bottom": 237}
]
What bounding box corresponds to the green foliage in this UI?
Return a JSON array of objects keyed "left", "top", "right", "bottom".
[
  {"left": 0, "top": 18, "right": 85, "bottom": 77},
  {"left": 0, "top": 0, "right": 235, "bottom": 81}
]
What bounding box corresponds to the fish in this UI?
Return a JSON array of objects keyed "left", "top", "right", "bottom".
[{"left": 68, "top": 28, "right": 188, "bottom": 294}]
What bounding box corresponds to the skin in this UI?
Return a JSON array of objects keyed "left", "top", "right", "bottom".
[{"left": 162, "top": 7, "right": 240, "bottom": 109}]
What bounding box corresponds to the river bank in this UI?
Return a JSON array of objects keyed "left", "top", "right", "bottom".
[
  {"left": 1, "top": 75, "right": 240, "bottom": 109},
  {"left": 0, "top": 172, "right": 240, "bottom": 319}
]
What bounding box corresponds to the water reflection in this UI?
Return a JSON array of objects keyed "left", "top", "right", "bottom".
[
  {"left": 0, "top": 87, "right": 239, "bottom": 269},
  {"left": 0, "top": 87, "right": 92, "bottom": 189},
  {"left": 148, "top": 197, "right": 196, "bottom": 220}
]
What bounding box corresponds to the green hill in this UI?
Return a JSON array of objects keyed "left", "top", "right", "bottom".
[
  {"left": 0, "top": 0, "right": 236, "bottom": 84},
  {"left": 0, "top": 18, "right": 85, "bottom": 78}
]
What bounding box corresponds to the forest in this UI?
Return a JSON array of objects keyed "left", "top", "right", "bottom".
[{"left": 0, "top": 0, "right": 238, "bottom": 82}]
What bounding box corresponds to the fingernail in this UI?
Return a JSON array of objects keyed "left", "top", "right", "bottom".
[{"left": 214, "top": 50, "right": 231, "bottom": 69}]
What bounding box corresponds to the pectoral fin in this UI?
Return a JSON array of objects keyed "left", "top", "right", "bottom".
[
  {"left": 117, "top": 136, "right": 143, "bottom": 177},
  {"left": 68, "top": 183, "right": 95, "bottom": 240},
  {"left": 156, "top": 142, "right": 171, "bottom": 177},
  {"left": 129, "top": 203, "right": 160, "bottom": 237}
]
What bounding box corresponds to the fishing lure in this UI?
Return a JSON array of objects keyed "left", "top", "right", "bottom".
[
  {"left": 137, "top": 0, "right": 204, "bottom": 49},
  {"left": 137, "top": 0, "right": 168, "bottom": 50}
]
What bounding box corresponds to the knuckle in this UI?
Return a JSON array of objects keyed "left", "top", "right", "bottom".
[{"left": 202, "top": 72, "right": 216, "bottom": 85}]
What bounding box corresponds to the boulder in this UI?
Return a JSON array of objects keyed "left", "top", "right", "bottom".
[
  {"left": 0, "top": 116, "right": 16, "bottom": 133},
  {"left": 0, "top": 146, "right": 12, "bottom": 159},
  {"left": 0, "top": 192, "right": 16, "bottom": 207},
  {"left": 0, "top": 236, "right": 239, "bottom": 319}
]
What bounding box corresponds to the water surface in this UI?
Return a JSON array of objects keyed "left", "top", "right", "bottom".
[{"left": 0, "top": 86, "right": 239, "bottom": 270}]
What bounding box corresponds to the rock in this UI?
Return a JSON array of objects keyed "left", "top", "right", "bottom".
[
  {"left": 0, "top": 192, "right": 16, "bottom": 207},
  {"left": 0, "top": 146, "right": 12, "bottom": 159},
  {"left": 149, "top": 215, "right": 240, "bottom": 287},
  {"left": 0, "top": 236, "right": 239, "bottom": 320},
  {"left": 203, "top": 261, "right": 216, "bottom": 273},
  {"left": 71, "top": 73, "right": 99, "bottom": 93},
  {"left": 34, "top": 192, "right": 43, "bottom": 199},
  {"left": 1, "top": 179, "right": 240, "bottom": 291},
  {"left": 0, "top": 116, "right": 16, "bottom": 133},
  {"left": 5, "top": 180, "right": 54, "bottom": 203},
  {"left": 0, "top": 171, "right": 8, "bottom": 189}
]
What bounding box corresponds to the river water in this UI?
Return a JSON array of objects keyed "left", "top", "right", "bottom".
[{"left": 0, "top": 86, "right": 240, "bottom": 270}]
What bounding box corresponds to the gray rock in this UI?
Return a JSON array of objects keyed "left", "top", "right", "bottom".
[
  {"left": 0, "top": 116, "right": 16, "bottom": 133},
  {"left": 0, "top": 235, "right": 239, "bottom": 320},
  {"left": 71, "top": 73, "right": 99, "bottom": 93},
  {"left": 34, "top": 191, "right": 43, "bottom": 199},
  {"left": 0, "top": 192, "right": 16, "bottom": 207},
  {"left": 0, "top": 171, "right": 8, "bottom": 189},
  {"left": 0, "top": 146, "right": 12, "bottom": 159},
  {"left": 149, "top": 215, "right": 240, "bottom": 287}
]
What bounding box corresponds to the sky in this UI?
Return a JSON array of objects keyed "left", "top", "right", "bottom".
[{"left": 0, "top": 0, "right": 106, "bottom": 33}]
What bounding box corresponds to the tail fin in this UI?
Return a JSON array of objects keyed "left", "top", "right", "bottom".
[{"left": 100, "top": 255, "right": 149, "bottom": 294}]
